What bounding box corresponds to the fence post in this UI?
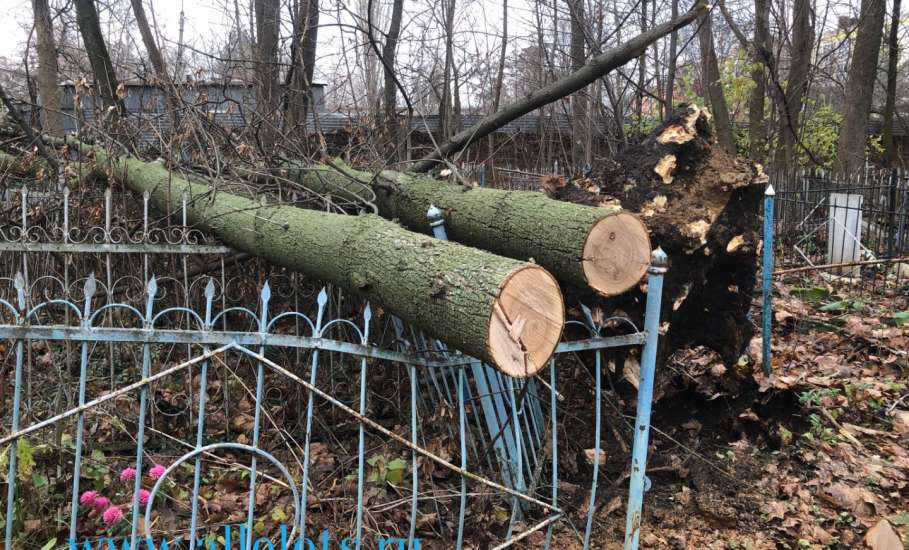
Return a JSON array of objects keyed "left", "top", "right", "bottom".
[
  {"left": 427, "top": 204, "right": 448, "bottom": 241},
  {"left": 888, "top": 168, "right": 898, "bottom": 258},
  {"left": 623, "top": 248, "right": 668, "bottom": 550},
  {"left": 4, "top": 274, "right": 26, "bottom": 549},
  {"left": 762, "top": 184, "right": 775, "bottom": 375}
]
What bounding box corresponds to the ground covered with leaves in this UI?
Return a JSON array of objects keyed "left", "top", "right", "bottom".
[
  {"left": 4, "top": 275, "right": 908, "bottom": 550},
  {"left": 539, "top": 277, "right": 909, "bottom": 549}
]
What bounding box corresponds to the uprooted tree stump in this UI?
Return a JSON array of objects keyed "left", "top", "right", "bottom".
[{"left": 545, "top": 104, "right": 767, "bottom": 374}]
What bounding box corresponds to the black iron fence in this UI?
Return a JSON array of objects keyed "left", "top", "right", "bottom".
[{"left": 771, "top": 168, "right": 909, "bottom": 296}]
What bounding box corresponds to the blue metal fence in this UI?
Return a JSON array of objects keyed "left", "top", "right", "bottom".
[{"left": 0, "top": 186, "right": 668, "bottom": 549}]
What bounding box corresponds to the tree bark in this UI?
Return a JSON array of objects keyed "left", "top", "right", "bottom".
[
  {"left": 75, "top": 144, "right": 564, "bottom": 377},
  {"left": 780, "top": 0, "right": 814, "bottom": 169},
  {"left": 275, "top": 163, "right": 652, "bottom": 298},
  {"left": 491, "top": 0, "right": 508, "bottom": 114},
  {"left": 697, "top": 11, "right": 735, "bottom": 154},
  {"left": 129, "top": 0, "right": 167, "bottom": 80},
  {"left": 545, "top": 104, "right": 766, "bottom": 366},
  {"left": 381, "top": 0, "right": 404, "bottom": 146},
  {"left": 74, "top": 0, "right": 126, "bottom": 116},
  {"left": 254, "top": 0, "right": 281, "bottom": 149},
  {"left": 664, "top": 0, "right": 679, "bottom": 120},
  {"left": 287, "top": 0, "right": 320, "bottom": 133},
  {"left": 747, "top": 0, "right": 769, "bottom": 161},
  {"left": 33, "top": 0, "right": 63, "bottom": 137},
  {"left": 882, "top": 0, "right": 901, "bottom": 167},
  {"left": 836, "top": 0, "right": 886, "bottom": 175},
  {"left": 636, "top": 0, "right": 647, "bottom": 127},
  {"left": 568, "top": 0, "right": 589, "bottom": 166},
  {"left": 410, "top": 1, "right": 708, "bottom": 173},
  {"left": 438, "top": 0, "right": 457, "bottom": 140}
]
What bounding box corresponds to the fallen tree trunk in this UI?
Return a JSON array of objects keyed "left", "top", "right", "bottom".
[
  {"left": 72, "top": 143, "right": 565, "bottom": 377},
  {"left": 274, "top": 164, "right": 651, "bottom": 297},
  {"left": 545, "top": 104, "right": 766, "bottom": 367}
]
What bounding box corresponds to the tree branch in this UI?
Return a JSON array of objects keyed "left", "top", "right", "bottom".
[{"left": 410, "top": 1, "right": 709, "bottom": 173}]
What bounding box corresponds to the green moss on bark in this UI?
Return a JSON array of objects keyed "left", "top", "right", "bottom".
[
  {"left": 283, "top": 163, "right": 622, "bottom": 289},
  {"left": 99, "top": 153, "right": 538, "bottom": 363}
]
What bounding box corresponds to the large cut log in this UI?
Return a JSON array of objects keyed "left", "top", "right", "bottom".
[
  {"left": 72, "top": 145, "right": 565, "bottom": 377},
  {"left": 274, "top": 164, "right": 651, "bottom": 297},
  {"left": 546, "top": 104, "right": 766, "bottom": 367}
]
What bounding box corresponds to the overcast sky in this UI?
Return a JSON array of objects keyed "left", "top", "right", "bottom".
[{"left": 0, "top": 0, "right": 522, "bottom": 79}]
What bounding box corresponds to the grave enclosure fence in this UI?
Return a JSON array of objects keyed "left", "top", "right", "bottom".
[{"left": 0, "top": 180, "right": 667, "bottom": 550}]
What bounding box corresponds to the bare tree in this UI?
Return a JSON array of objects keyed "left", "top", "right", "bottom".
[
  {"left": 779, "top": 0, "right": 814, "bottom": 169},
  {"left": 129, "top": 0, "right": 167, "bottom": 80},
  {"left": 697, "top": 10, "right": 735, "bottom": 154},
  {"left": 664, "top": 0, "right": 679, "bottom": 120},
  {"left": 836, "top": 0, "right": 886, "bottom": 175},
  {"left": 74, "top": 0, "right": 125, "bottom": 116},
  {"left": 254, "top": 0, "right": 280, "bottom": 149},
  {"left": 568, "top": 0, "right": 589, "bottom": 165},
  {"left": 747, "top": 0, "right": 769, "bottom": 161},
  {"left": 491, "top": 0, "right": 508, "bottom": 114},
  {"left": 33, "top": 0, "right": 63, "bottom": 137},
  {"left": 438, "top": 0, "right": 457, "bottom": 140},
  {"left": 412, "top": 2, "right": 707, "bottom": 172},
  {"left": 381, "top": 0, "right": 404, "bottom": 152},
  {"left": 882, "top": 0, "right": 901, "bottom": 167},
  {"left": 287, "top": 0, "right": 320, "bottom": 133}
]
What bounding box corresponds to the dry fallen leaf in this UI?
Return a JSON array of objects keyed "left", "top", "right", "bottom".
[
  {"left": 623, "top": 356, "right": 640, "bottom": 390},
  {"left": 865, "top": 519, "right": 902, "bottom": 549},
  {"left": 891, "top": 410, "right": 909, "bottom": 434},
  {"left": 820, "top": 483, "right": 877, "bottom": 518},
  {"left": 584, "top": 448, "right": 606, "bottom": 466}
]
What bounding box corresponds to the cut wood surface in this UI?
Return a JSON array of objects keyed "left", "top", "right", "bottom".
[
  {"left": 277, "top": 163, "right": 651, "bottom": 297},
  {"left": 74, "top": 143, "right": 564, "bottom": 377}
]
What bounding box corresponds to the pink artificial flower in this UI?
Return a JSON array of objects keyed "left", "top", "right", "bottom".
[
  {"left": 149, "top": 464, "right": 166, "bottom": 479},
  {"left": 102, "top": 506, "right": 124, "bottom": 525},
  {"left": 92, "top": 496, "right": 110, "bottom": 514},
  {"left": 79, "top": 490, "right": 98, "bottom": 506},
  {"left": 137, "top": 489, "right": 151, "bottom": 506},
  {"left": 119, "top": 467, "right": 137, "bottom": 483}
]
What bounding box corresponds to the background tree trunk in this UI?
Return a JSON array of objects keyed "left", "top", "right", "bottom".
[
  {"left": 636, "top": 0, "right": 647, "bottom": 129},
  {"left": 663, "top": 0, "right": 679, "bottom": 120},
  {"left": 882, "top": 0, "right": 901, "bottom": 167},
  {"left": 74, "top": 0, "right": 125, "bottom": 116},
  {"left": 381, "top": 0, "right": 404, "bottom": 155},
  {"left": 287, "top": 0, "right": 320, "bottom": 134},
  {"left": 836, "top": 0, "right": 886, "bottom": 175},
  {"left": 779, "top": 0, "right": 814, "bottom": 170},
  {"left": 32, "top": 0, "right": 63, "bottom": 137},
  {"left": 698, "top": 11, "right": 736, "bottom": 154},
  {"left": 568, "top": 0, "right": 589, "bottom": 167},
  {"left": 254, "top": 0, "right": 281, "bottom": 149},
  {"left": 129, "top": 0, "right": 167, "bottom": 79},
  {"left": 438, "top": 0, "right": 457, "bottom": 140},
  {"left": 747, "top": 0, "right": 769, "bottom": 161}
]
